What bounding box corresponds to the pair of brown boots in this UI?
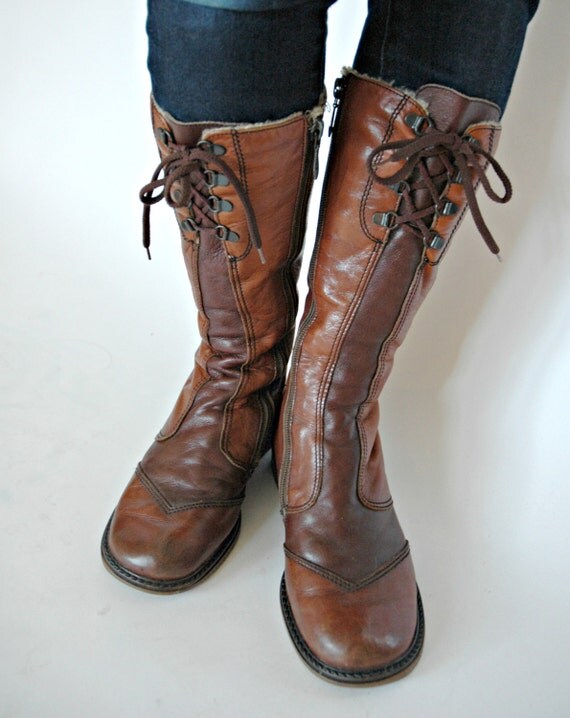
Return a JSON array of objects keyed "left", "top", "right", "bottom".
[{"left": 101, "top": 68, "right": 510, "bottom": 685}]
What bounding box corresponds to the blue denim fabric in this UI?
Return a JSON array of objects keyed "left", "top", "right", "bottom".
[
  {"left": 147, "top": 0, "right": 330, "bottom": 122},
  {"left": 354, "top": 0, "right": 539, "bottom": 112},
  {"left": 147, "top": 0, "right": 539, "bottom": 123}
]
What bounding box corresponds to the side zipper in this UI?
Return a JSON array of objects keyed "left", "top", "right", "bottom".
[
  {"left": 281, "top": 110, "right": 325, "bottom": 337},
  {"left": 329, "top": 75, "right": 347, "bottom": 137},
  {"left": 232, "top": 112, "right": 325, "bottom": 472},
  {"left": 277, "top": 112, "right": 325, "bottom": 509}
]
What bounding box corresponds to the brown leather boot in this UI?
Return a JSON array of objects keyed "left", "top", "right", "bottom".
[
  {"left": 276, "top": 69, "right": 511, "bottom": 684},
  {"left": 101, "top": 98, "right": 324, "bottom": 592}
]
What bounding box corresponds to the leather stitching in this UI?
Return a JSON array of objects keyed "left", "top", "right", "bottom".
[
  {"left": 280, "top": 575, "right": 424, "bottom": 683},
  {"left": 156, "top": 373, "right": 210, "bottom": 441},
  {"left": 220, "top": 258, "right": 256, "bottom": 472},
  {"left": 356, "top": 256, "right": 425, "bottom": 506},
  {"left": 284, "top": 542, "right": 410, "bottom": 592},
  {"left": 225, "top": 129, "right": 252, "bottom": 262},
  {"left": 360, "top": 93, "right": 409, "bottom": 242},
  {"left": 282, "top": 120, "right": 309, "bottom": 351},
  {"left": 375, "top": 256, "right": 424, "bottom": 399},
  {"left": 303, "top": 244, "right": 381, "bottom": 511},
  {"left": 137, "top": 464, "right": 244, "bottom": 514},
  {"left": 287, "top": 91, "right": 429, "bottom": 512},
  {"left": 220, "top": 134, "right": 261, "bottom": 470},
  {"left": 157, "top": 241, "right": 211, "bottom": 441}
]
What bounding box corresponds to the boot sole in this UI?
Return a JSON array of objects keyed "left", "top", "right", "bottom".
[
  {"left": 280, "top": 574, "right": 425, "bottom": 686},
  {"left": 100, "top": 513, "right": 241, "bottom": 594}
]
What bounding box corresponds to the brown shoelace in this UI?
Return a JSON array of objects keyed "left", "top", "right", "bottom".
[
  {"left": 367, "top": 128, "right": 512, "bottom": 258},
  {"left": 140, "top": 145, "right": 266, "bottom": 263}
]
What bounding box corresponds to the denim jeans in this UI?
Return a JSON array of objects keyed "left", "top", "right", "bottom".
[{"left": 147, "top": 0, "right": 539, "bottom": 123}]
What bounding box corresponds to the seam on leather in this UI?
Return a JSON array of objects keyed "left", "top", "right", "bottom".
[
  {"left": 137, "top": 464, "right": 244, "bottom": 514},
  {"left": 284, "top": 541, "right": 410, "bottom": 592},
  {"left": 357, "top": 256, "right": 425, "bottom": 505},
  {"left": 355, "top": 417, "right": 394, "bottom": 510},
  {"left": 157, "top": 240, "right": 212, "bottom": 441},
  {"left": 282, "top": 118, "right": 309, "bottom": 348},
  {"left": 285, "top": 245, "right": 382, "bottom": 513},
  {"left": 375, "top": 257, "right": 424, "bottom": 398},
  {"left": 279, "top": 121, "right": 336, "bottom": 509},
  {"left": 308, "top": 245, "right": 381, "bottom": 509},
  {"left": 156, "top": 373, "right": 210, "bottom": 441},
  {"left": 360, "top": 93, "right": 409, "bottom": 242},
  {"left": 220, "top": 259, "right": 255, "bottom": 471},
  {"left": 219, "top": 131, "right": 256, "bottom": 470},
  {"left": 225, "top": 129, "right": 253, "bottom": 262}
]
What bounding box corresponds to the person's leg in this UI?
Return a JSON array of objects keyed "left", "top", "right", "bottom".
[
  {"left": 147, "top": 0, "right": 330, "bottom": 122},
  {"left": 102, "top": 0, "right": 329, "bottom": 592},
  {"left": 277, "top": 0, "right": 538, "bottom": 685},
  {"left": 354, "top": 0, "right": 539, "bottom": 113}
]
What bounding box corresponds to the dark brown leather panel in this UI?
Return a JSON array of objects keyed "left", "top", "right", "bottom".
[
  {"left": 415, "top": 85, "right": 500, "bottom": 132},
  {"left": 285, "top": 505, "right": 406, "bottom": 584}
]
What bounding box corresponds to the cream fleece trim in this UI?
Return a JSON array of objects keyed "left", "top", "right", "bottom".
[
  {"left": 152, "top": 96, "right": 227, "bottom": 129},
  {"left": 205, "top": 93, "right": 327, "bottom": 139}
]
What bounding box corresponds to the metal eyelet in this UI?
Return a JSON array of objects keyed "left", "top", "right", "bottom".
[
  {"left": 170, "top": 187, "right": 183, "bottom": 204},
  {"left": 208, "top": 196, "right": 234, "bottom": 213},
  {"left": 181, "top": 217, "right": 198, "bottom": 233},
  {"left": 451, "top": 169, "right": 463, "bottom": 185},
  {"left": 372, "top": 211, "right": 398, "bottom": 229},
  {"left": 215, "top": 225, "right": 240, "bottom": 243},
  {"left": 427, "top": 233, "right": 445, "bottom": 250},
  {"left": 156, "top": 127, "right": 173, "bottom": 146},
  {"left": 389, "top": 180, "right": 410, "bottom": 195},
  {"left": 198, "top": 139, "right": 227, "bottom": 156},
  {"left": 440, "top": 200, "right": 458, "bottom": 216},
  {"left": 204, "top": 170, "right": 230, "bottom": 188},
  {"left": 404, "top": 113, "right": 433, "bottom": 135}
]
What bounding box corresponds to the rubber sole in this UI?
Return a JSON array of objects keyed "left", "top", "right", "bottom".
[
  {"left": 280, "top": 574, "right": 425, "bottom": 686},
  {"left": 100, "top": 513, "right": 241, "bottom": 594}
]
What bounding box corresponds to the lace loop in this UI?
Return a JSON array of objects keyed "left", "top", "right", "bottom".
[
  {"left": 140, "top": 145, "right": 265, "bottom": 264},
  {"left": 367, "top": 128, "right": 512, "bottom": 257}
]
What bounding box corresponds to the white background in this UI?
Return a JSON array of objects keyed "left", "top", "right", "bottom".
[{"left": 1, "top": 1, "right": 569, "bottom": 716}]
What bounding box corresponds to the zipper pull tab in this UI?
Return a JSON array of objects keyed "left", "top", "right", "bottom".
[
  {"left": 311, "top": 117, "right": 324, "bottom": 179},
  {"left": 329, "top": 76, "right": 347, "bottom": 137}
]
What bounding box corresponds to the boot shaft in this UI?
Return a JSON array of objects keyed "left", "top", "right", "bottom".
[
  {"left": 278, "top": 70, "right": 504, "bottom": 517},
  {"left": 148, "top": 99, "right": 325, "bottom": 473},
  {"left": 277, "top": 70, "right": 507, "bottom": 578}
]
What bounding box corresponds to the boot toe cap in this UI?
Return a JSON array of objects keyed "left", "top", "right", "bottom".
[
  {"left": 102, "top": 472, "right": 241, "bottom": 591},
  {"left": 283, "top": 553, "right": 423, "bottom": 681}
]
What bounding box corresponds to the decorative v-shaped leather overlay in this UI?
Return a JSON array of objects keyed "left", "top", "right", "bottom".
[
  {"left": 284, "top": 541, "right": 410, "bottom": 592},
  {"left": 137, "top": 464, "right": 244, "bottom": 514}
]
